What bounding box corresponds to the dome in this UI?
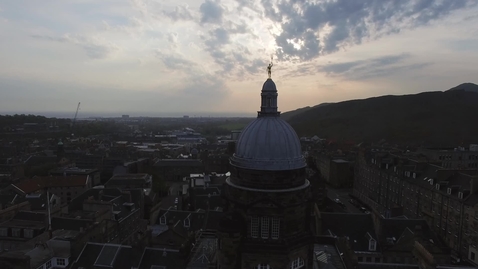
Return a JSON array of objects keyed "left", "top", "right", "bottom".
[
  {"left": 231, "top": 116, "right": 306, "bottom": 171},
  {"left": 262, "top": 78, "right": 277, "bottom": 92}
]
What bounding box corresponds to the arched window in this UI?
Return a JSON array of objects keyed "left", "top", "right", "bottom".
[
  {"left": 261, "top": 217, "right": 270, "bottom": 239},
  {"left": 290, "top": 257, "right": 305, "bottom": 269},
  {"left": 251, "top": 217, "right": 259, "bottom": 238},
  {"left": 267, "top": 97, "right": 272, "bottom": 107},
  {"left": 250, "top": 216, "right": 280, "bottom": 239},
  {"left": 256, "top": 264, "right": 271, "bottom": 269}
]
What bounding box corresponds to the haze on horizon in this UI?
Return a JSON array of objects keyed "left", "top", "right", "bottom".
[{"left": 0, "top": 0, "right": 477, "bottom": 117}]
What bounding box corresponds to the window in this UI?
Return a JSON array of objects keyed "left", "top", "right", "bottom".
[
  {"left": 290, "top": 257, "right": 305, "bottom": 269},
  {"left": 366, "top": 257, "right": 372, "bottom": 262},
  {"left": 369, "top": 239, "right": 376, "bottom": 251},
  {"left": 160, "top": 215, "right": 166, "bottom": 225},
  {"left": 57, "top": 258, "right": 66, "bottom": 266},
  {"left": 0, "top": 228, "right": 7, "bottom": 237},
  {"left": 261, "top": 217, "right": 270, "bottom": 239},
  {"left": 184, "top": 218, "right": 190, "bottom": 227},
  {"left": 251, "top": 217, "right": 259, "bottom": 238},
  {"left": 12, "top": 228, "right": 21, "bottom": 237},
  {"left": 24, "top": 229, "right": 34, "bottom": 238},
  {"left": 471, "top": 252, "right": 476, "bottom": 260},
  {"left": 46, "top": 260, "right": 52, "bottom": 269},
  {"left": 271, "top": 218, "right": 280, "bottom": 239},
  {"left": 257, "top": 264, "right": 271, "bottom": 269}
]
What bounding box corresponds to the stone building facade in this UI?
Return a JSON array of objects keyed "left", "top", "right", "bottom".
[
  {"left": 418, "top": 146, "right": 478, "bottom": 169},
  {"left": 217, "top": 78, "right": 313, "bottom": 269},
  {"left": 353, "top": 149, "right": 478, "bottom": 264}
]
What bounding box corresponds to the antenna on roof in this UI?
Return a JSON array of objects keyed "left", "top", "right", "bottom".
[{"left": 46, "top": 186, "right": 52, "bottom": 239}]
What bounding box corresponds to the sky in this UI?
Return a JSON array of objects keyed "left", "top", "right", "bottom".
[{"left": 0, "top": 0, "right": 477, "bottom": 118}]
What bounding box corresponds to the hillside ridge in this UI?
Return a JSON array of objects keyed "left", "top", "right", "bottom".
[{"left": 284, "top": 84, "right": 478, "bottom": 146}]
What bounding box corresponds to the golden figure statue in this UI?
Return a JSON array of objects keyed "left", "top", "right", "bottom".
[{"left": 267, "top": 56, "right": 273, "bottom": 79}]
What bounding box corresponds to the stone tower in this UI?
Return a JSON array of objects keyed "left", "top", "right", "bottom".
[{"left": 217, "top": 78, "right": 313, "bottom": 269}]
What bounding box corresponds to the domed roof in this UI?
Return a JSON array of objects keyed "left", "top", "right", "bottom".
[
  {"left": 262, "top": 78, "right": 277, "bottom": 92},
  {"left": 231, "top": 116, "right": 305, "bottom": 171}
]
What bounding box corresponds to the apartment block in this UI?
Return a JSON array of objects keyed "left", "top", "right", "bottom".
[{"left": 353, "top": 149, "right": 478, "bottom": 264}]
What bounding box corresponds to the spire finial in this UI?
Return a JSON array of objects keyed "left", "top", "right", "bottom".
[{"left": 267, "top": 55, "right": 273, "bottom": 79}]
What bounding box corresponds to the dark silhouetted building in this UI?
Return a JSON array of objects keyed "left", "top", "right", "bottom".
[{"left": 218, "top": 78, "right": 314, "bottom": 268}]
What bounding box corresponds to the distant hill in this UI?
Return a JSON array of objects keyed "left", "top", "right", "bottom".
[
  {"left": 447, "top": 83, "right": 478, "bottom": 93},
  {"left": 286, "top": 86, "right": 478, "bottom": 146},
  {"left": 282, "top": 103, "right": 332, "bottom": 121}
]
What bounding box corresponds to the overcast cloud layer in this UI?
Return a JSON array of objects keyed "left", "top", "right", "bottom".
[{"left": 0, "top": 0, "right": 477, "bottom": 117}]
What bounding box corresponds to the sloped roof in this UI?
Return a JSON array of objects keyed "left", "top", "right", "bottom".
[
  {"left": 137, "top": 248, "right": 186, "bottom": 269},
  {"left": 71, "top": 243, "right": 142, "bottom": 269},
  {"left": 465, "top": 193, "right": 478, "bottom": 206},
  {"left": 51, "top": 217, "right": 94, "bottom": 231},
  {"left": 154, "top": 159, "right": 203, "bottom": 167},
  {"left": 187, "top": 238, "right": 217, "bottom": 268},
  {"left": 381, "top": 218, "right": 429, "bottom": 240},
  {"left": 157, "top": 209, "right": 205, "bottom": 232},
  {"left": 203, "top": 210, "right": 223, "bottom": 231},
  {"left": 0, "top": 194, "right": 26, "bottom": 208},
  {"left": 380, "top": 218, "right": 448, "bottom": 254},
  {"left": 321, "top": 213, "right": 376, "bottom": 252},
  {"left": 192, "top": 195, "right": 222, "bottom": 211},
  {"left": 25, "top": 193, "right": 55, "bottom": 210},
  {"left": 13, "top": 211, "right": 45, "bottom": 222},
  {"left": 23, "top": 156, "right": 57, "bottom": 166},
  {"left": 12, "top": 176, "right": 89, "bottom": 194},
  {"left": 67, "top": 188, "right": 124, "bottom": 212},
  {"left": 0, "top": 211, "right": 46, "bottom": 229}
]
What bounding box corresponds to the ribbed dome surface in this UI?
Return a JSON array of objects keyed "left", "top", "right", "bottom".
[
  {"left": 231, "top": 116, "right": 306, "bottom": 171},
  {"left": 262, "top": 79, "right": 277, "bottom": 92}
]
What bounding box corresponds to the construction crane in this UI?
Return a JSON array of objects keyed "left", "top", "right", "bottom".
[{"left": 71, "top": 102, "right": 80, "bottom": 137}]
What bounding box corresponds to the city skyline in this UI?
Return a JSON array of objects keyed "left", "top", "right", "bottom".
[{"left": 0, "top": 0, "right": 477, "bottom": 117}]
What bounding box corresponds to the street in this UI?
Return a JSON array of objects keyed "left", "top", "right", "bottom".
[{"left": 326, "top": 187, "right": 363, "bottom": 214}]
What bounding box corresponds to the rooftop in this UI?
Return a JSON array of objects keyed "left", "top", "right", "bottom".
[
  {"left": 71, "top": 242, "right": 142, "bottom": 269},
  {"left": 12, "top": 175, "right": 89, "bottom": 194}
]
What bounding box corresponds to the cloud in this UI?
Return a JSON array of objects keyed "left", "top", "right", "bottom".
[
  {"left": 244, "top": 58, "right": 266, "bottom": 74},
  {"left": 156, "top": 50, "right": 194, "bottom": 69},
  {"left": 212, "top": 28, "right": 230, "bottom": 44},
  {"left": 319, "top": 53, "right": 429, "bottom": 80},
  {"left": 167, "top": 32, "right": 179, "bottom": 49},
  {"left": 446, "top": 38, "right": 478, "bottom": 52},
  {"left": 162, "top": 4, "right": 194, "bottom": 22},
  {"left": 200, "top": 0, "right": 224, "bottom": 24},
  {"left": 179, "top": 72, "right": 228, "bottom": 98},
  {"left": 262, "top": 0, "right": 477, "bottom": 61},
  {"left": 153, "top": 48, "right": 229, "bottom": 100},
  {"left": 31, "top": 34, "right": 119, "bottom": 59},
  {"left": 130, "top": 0, "right": 148, "bottom": 17},
  {"left": 321, "top": 60, "right": 365, "bottom": 75},
  {"left": 0, "top": 73, "right": 229, "bottom": 115},
  {"left": 202, "top": 27, "right": 234, "bottom": 74}
]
